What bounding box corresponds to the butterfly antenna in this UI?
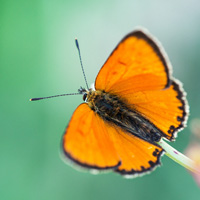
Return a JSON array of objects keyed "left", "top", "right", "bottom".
[
  {"left": 75, "top": 38, "right": 89, "bottom": 90},
  {"left": 30, "top": 92, "right": 81, "bottom": 101}
]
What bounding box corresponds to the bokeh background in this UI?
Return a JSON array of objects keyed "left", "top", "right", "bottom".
[{"left": 1, "top": 0, "right": 200, "bottom": 199}]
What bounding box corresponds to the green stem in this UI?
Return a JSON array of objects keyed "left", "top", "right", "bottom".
[{"left": 157, "top": 139, "right": 200, "bottom": 174}]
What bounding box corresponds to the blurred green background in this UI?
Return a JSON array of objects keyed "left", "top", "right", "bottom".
[{"left": 1, "top": 0, "right": 200, "bottom": 199}]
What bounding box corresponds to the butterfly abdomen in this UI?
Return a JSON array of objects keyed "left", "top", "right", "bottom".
[{"left": 87, "top": 90, "right": 162, "bottom": 143}]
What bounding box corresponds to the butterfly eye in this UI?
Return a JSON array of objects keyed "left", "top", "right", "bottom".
[{"left": 83, "top": 93, "right": 87, "bottom": 102}]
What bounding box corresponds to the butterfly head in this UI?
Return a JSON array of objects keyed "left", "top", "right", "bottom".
[{"left": 78, "top": 86, "right": 94, "bottom": 102}]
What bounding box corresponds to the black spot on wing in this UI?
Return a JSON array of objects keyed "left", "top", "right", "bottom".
[{"left": 166, "top": 80, "right": 188, "bottom": 140}]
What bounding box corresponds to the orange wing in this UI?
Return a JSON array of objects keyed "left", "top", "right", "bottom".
[
  {"left": 124, "top": 80, "right": 188, "bottom": 140},
  {"left": 63, "top": 104, "right": 164, "bottom": 175},
  {"left": 95, "top": 30, "right": 171, "bottom": 93},
  {"left": 95, "top": 29, "right": 188, "bottom": 141},
  {"left": 110, "top": 128, "right": 164, "bottom": 176},
  {"left": 62, "top": 103, "right": 121, "bottom": 170}
]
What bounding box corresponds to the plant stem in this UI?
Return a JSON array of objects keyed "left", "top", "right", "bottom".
[{"left": 157, "top": 139, "right": 200, "bottom": 174}]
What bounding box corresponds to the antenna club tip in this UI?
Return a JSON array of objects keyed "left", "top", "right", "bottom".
[
  {"left": 29, "top": 99, "right": 32, "bottom": 101},
  {"left": 75, "top": 38, "right": 79, "bottom": 48}
]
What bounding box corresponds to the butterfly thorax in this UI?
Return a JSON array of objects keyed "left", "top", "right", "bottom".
[{"left": 86, "top": 89, "right": 162, "bottom": 143}]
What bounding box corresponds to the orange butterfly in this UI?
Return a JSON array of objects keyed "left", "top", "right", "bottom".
[{"left": 32, "top": 28, "right": 188, "bottom": 177}]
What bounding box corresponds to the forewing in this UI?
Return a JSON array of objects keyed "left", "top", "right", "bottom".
[
  {"left": 62, "top": 103, "right": 121, "bottom": 170},
  {"left": 95, "top": 29, "right": 171, "bottom": 93}
]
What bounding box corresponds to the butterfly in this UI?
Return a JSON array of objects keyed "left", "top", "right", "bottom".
[
  {"left": 32, "top": 28, "right": 188, "bottom": 178},
  {"left": 61, "top": 28, "right": 189, "bottom": 177}
]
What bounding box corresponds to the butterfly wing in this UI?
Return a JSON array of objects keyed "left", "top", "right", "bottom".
[
  {"left": 124, "top": 80, "right": 188, "bottom": 140},
  {"left": 95, "top": 29, "right": 188, "bottom": 141},
  {"left": 95, "top": 30, "right": 171, "bottom": 92},
  {"left": 63, "top": 104, "right": 163, "bottom": 176},
  {"left": 62, "top": 103, "right": 121, "bottom": 170},
  {"left": 110, "top": 128, "right": 164, "bottom": 176}
]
